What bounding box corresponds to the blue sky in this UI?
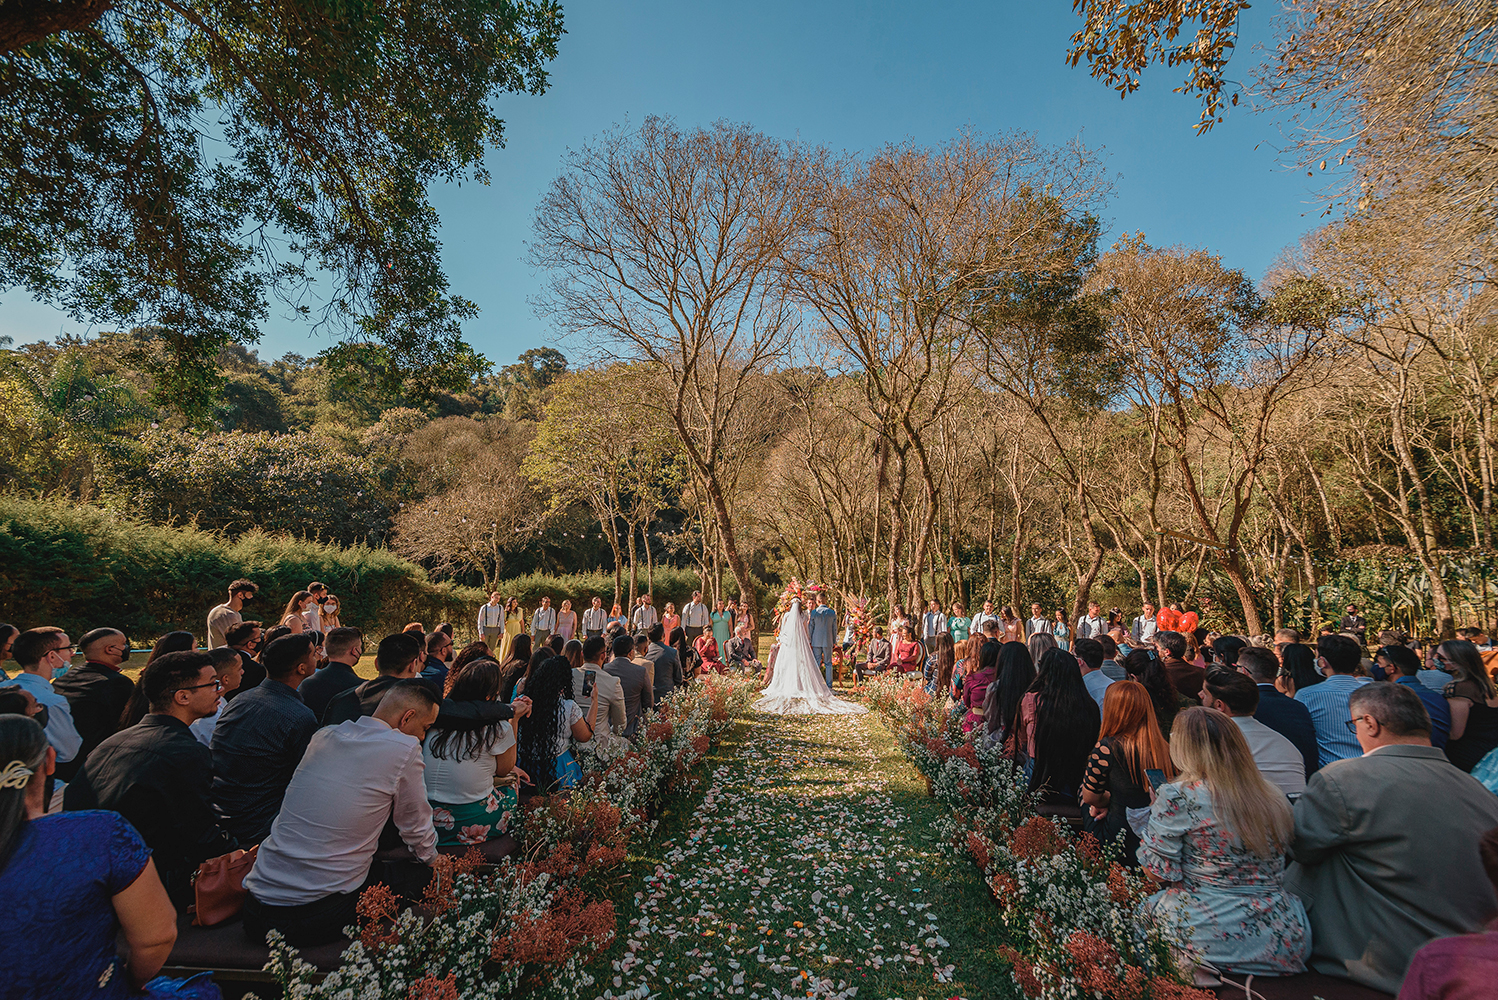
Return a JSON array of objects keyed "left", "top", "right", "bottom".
[{"left": 2, "top": 1, "right": 1324, "bottom": 369}]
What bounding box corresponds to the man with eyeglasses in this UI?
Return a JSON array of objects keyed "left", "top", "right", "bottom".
[
  {"left": 7, "top": 627, "right": 82, "bottom": 772},
  {"left": 64, "top": 650, "right": 237, "bottom": 906},
  {"left": 420, "top": 629, "right": 454, "bottom": 693},
  {"left": 52, "top": 627, "right": 137, "bottom": 781}
]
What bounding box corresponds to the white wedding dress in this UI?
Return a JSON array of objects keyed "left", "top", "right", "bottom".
[{"left": 753, "top": 599, "right": 866, "bottom": 715}]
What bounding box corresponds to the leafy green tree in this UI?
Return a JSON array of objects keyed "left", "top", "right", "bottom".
[{"left": 1, "top": 0, "right": 562, "bottom": 397}]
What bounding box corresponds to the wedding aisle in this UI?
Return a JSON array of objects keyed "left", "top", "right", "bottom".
[{"left": 591, "top": 710, "right": 1007, "bottom": 1000}]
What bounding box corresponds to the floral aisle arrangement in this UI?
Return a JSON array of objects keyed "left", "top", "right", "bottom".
[
  {"left": 255, "top": 675, "right": 760, "bottom": 1000},
  {"left": 862, "top": 673, "right": 1215, "bottom": 1000}
]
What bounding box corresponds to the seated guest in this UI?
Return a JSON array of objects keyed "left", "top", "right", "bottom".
[
  {"left": 189, "top": 647, "right": 245, "bottom": 747},
  {"left": 243, "top": 682, "right": 442, "bottom": 946},
  {"left": 64, "top": 651, "right": 237, "bottom": 904},
  {"left": 1139, "top": 706, "right": 1310, "bottom": 979},
  {"left": 1276, "top": 642, "right": 1324, "bottom": 698},
  {"left": 669, "top": 626, "right": 695, "bottom": 682},
  {"left": 497, "top": 633, "right": 533, "bottom": 703},
  {"left": 892, "top": 625, "right": 923, "bottom": 674},
  {"left": 1199, "top": 668, "right": 1305, "bottom": 796},
  {"left": 297, "top": 627, "right": 364, "bottom": 721},
  {"left": 222, "top": 621, "right": 265, "bottom": 700},
  {"left": 632, "top": 633, "right": 656, "bottom": 691},
  {"left": 147, "top": 631, "right": 196, "bottom": 663},
  {"left": 694, "top": 632, "right": 726, "bottom": 675},
  {"left": 1074, "top": 636, "right": 1114, "bottom": 709},
  {"left": 517, "top": 656, "right": 598, "bottom": 793},
  {"left": 574, "top": 636, "right": 626, "bottom": 741},
  {"left": 1376, "top": 643, "right": 1451, "bottom": 749},
  {"left": 1237, "top": 647, "right": 1320, "bottom": 778},
  {"left": 961, "top": 640, "right": 1001, "bottom": 734},
  {"left": 0, "top": 715, "right": 217, "bottom": 1000},
  {"left": 1437, "top": 639, "right": 1498, "bottom": 772},
  {"left": 211, "top": 633, "right": 320, "bottom": 844},
  {"left": 1013, "top": 647, "right": 1101, "bottom": 805},
  {"left": 1398, "top": 826, "right": 1498, "bottom": 1000},
  {"left": 982, "top": 641, "right": 1035, "bottom": 748},
  {"left": 865, "top": 626, "right": 891, "bottom": 676},
  {"left": 1295, "top": 634, "right": 1370, "bottom": 767},
  {"left": 52, "top": 627, "right": 136, "bottom": 781},
  {"left": 646, "top": 624, "right": 682, "bottom": 704},
  {"left": 1155, "top": 630, "right": 1205, "bottom": 702},
  {"left": 6, "top": 627, "right": 82, "bottom": 771},
  {"left": 1287, "top": 682, "right": 1498, "bottom": 994},
  {"left": 1096, "top": 633, "right": 1127, "bottom": 680},
  {"left": 421, "top": 629, "right": 453, "bottom": 693},
  {"left": 424, "top": 660, "right": 525, "bottom": 845},
  {"left": 724, "top": 624, "right": 763, "bottom": 675},
  {"left": 325, "top": 632, "right": 526, "bottom": 733},
  {"left": 0, "top": 622, "right": 16, "bottom": 675},
  {"left": 1122, "top": 647, "right": 1182, "bottom": 736},
  {"left": 1081, "top": 680, "right": 1173, "bottom": 863},
  {"left": 604, "top": 634, "right": 653, "bottom": 738}
]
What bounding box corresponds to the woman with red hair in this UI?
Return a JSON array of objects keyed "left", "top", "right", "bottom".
[{"left": 1081, "top": 680, "right": 1175, "bottom": 863}]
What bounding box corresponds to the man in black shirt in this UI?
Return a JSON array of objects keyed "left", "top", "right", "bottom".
[
  {"left": 212, "top": 633, "right": 319, "bottom": 844},
  {"left": 420, "top": 629, "right": 453, "bottom": 693},
  {"left": 52, "top": 627, "right": 136, "bottom": 781},
  {"left": 324, "top": 632, "right": 529, "bottom": 730},
  {"left": 223, "top": 620, "right": 265, "bottom": 700},
  {"left": 299, "top": 627, "right": 364, "bottom": 720},
  {"left": 64, "top": 650, "right": 236, "bottom": 905}
]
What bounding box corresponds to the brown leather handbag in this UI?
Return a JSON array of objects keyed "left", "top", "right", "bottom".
[{"left": 190, "top": 845, "right": 258, "bottom": 927}]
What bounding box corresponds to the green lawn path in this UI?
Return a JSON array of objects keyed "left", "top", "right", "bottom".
[{"left": 585, "top": 710, "right": 1012, "bottom": 1000}]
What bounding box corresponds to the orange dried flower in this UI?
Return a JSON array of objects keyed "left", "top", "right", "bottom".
[
  {"left": 356, "top": 882, "right": 401, "bottom": 950},
  {"left": 1010, "top": 816, "right": 1067, "bottom": 861},
  {"left": 409, "top": 972, "right": 458, "bottom": 1000}
]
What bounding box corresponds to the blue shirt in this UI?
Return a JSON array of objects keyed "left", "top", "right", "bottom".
[
  {"left": 1083, "top": 669, "right": 1114, "bottom": 709},
  {"left": 1395, "top": 675, "right": 1452, "bottom": 748},
  {"left": 8, "top": 670, "right": 82, "bottom": 763},
  {"left": 1295, "top": 673, "right": 1370, "bottom": 767}
]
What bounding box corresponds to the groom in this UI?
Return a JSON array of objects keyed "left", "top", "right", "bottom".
[{"left": 807, "top": 588, "right": 838, "bottom": 687}]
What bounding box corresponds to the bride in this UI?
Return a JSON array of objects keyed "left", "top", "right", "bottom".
[{"left": 754, "top": 598, "right": 866, "bottom": 715}]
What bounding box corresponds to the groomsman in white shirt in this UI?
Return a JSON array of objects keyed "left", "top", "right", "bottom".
[
  {"left": 531, "top": 596, "right": 557, "bottom": 643},
  {"left": 632, "top": 594, "right": 659, "bottom": 632},
  {"left": 476, "top": 592, "right": 504, "bottom": 648},
  {"left": 920, "top": 600, "right": 946, "bottom": 643},
  {"left": 682, "top": 591, "right": 711, "bottom": 641},
  {"left": 581, "top": 597, "right": 607, "bottom": 638},
  {"left": 1075, "top": 601, "right": 1107, "bottom": 640},
  {"left": 1025, "top": 603, "right": 1050, "bottom": 640},
  {"left": 969, "top": 600, "right": 1000, "bottom": 635},
  {"left": 1130, "top": 603, "right": 1158, "bottom": 644}
]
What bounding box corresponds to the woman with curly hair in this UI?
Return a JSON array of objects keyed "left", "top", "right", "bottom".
[
  {"left": 424, "top": 660, "right": 527, "bottom": 845},
  {"left": 516, "top": 655, "right": 598, "bottom": 793}
]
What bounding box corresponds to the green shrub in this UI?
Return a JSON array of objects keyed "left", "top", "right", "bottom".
[
  {"left": 493, "top": 567, "right": 709, "bottom": 615},
  {"left": 0, "top": 496, "right": 481, "bottom": 643}
]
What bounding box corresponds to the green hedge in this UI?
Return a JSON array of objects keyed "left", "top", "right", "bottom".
[
  {"left": 0, "top": 497, "right": 483, "bottom": 644},
  {"left": 491, "top": 567, "right": 713, "bottom": 616}
]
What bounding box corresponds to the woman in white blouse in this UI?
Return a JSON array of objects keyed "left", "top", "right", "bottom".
[{"left": 423, "top": 660, "right": 529, "bottom": 844}]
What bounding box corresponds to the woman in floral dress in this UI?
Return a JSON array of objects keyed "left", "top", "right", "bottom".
[
  {"left": 423, "top": 660, "right": 526, "bottom": 845},
  {"left": 1137, "top": 706, "right": 1310, "bottom": 980}
]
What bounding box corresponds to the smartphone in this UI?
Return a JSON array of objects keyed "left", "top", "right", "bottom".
[
  {"left": 582, "top": 669, "right": 596, "bottom": 697},
  {"left": 1144, "top": 768, "right": 1167, "bottom": 792}
]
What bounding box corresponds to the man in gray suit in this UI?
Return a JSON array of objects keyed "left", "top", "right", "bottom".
[
  {"left": 645, "top": 623, "right": 681, "bottom": 704},
  {"left": 807, "top": 590, "right": 838, "bottom": 687},
  {"left": 1286, "top": 682, "right": 1498, "bottom": 995}
]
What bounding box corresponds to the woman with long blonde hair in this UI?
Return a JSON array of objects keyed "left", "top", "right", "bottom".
[
  {"left": 1137, "top": 706, "right": 1309, "bottom": 980},
  {"left": 1080, "top": 680, "right": 1173, "bottom": 861}
]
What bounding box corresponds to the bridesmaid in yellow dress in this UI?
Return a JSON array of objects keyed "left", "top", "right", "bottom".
[{"left": 498, "top": 597, "right": 525, "bottom": 663}]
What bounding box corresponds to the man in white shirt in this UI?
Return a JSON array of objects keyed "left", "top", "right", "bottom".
[
  {"left": 1025, "top": 603, "right": 1049, "bottom": 640},
  {"left": 243, "top": 680, "right": 440, "bottom": 946},
  {"left": 969, "top": 600, "right": 999, "bottom": 635},
  {"left": 8, "top": 627, "right": 82, "bottom": 767},
  {"left": 573, "top": 636, "right": 626, "bottom": 742},
  {"left": 1200, "top": 669, "right": 1305, "bottom": 795},
  {"left": 207, "top": 579, "right": 258, "bottom": 648},
  {"left": 531, "top": 596, "right": 557, "bottom": 643},
  {"left": 581, "top": 597, "right": 608, "bottom": 638},
  {"left": 304, "top": 581, "right": 329, "bottom": 632},
  {"left": 476, "top": 592, "right": 505, "bottom": 648},
  {"left": 1129, "top": 603, "right": 1158, "bottom": 645},
  {"left": 1075, "top": 601, "right": 1107, "bottom": 640},
  {"left": 920, "top": 600, "right": 946, "bottom": 643},
  {"left": 682, "top": 591, "right": 711, "bottom": 641},
  {"left": 632, "top": 594, "right": 659, "bottom": 632}
]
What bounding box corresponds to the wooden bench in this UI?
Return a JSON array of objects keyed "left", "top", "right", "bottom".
[{"left": 1209, "top": 971, "right": 1393, "bottom": 999}]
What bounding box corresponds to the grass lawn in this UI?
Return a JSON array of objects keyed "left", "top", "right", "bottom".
[{"left": 580, "top": 704, "right": 1012, "bottom": 1000}]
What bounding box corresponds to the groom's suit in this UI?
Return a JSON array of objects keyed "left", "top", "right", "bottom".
[{"left": 807, "top": 604, "right": 838, "bottom": 686}]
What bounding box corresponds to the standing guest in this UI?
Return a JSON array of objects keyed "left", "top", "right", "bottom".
[
  {"left": 189, "top": 647, "right": 245, "bottom": 747},
  {"left": 0, "top": 715, "right": 216, "bottom": 1000},
  {"left": 499, "top": 597, "right": 524, "bottom": 664},
  {"left": 1073, "top": 636, "right": 1114, "bottom": 709},
  {"left": 1096, "top": 633, "right": 1127, "bottom": 680},
  {"left": 1130, "top": 603, "right": 1159, "bottom": 644},
  {"left": 725, "top": 624, "right": 763, "bottom": 676},
  {"left": 319, "top": 595, "right": 343, "bottom": 631},
  {"left": 530, "top": 596, "right": 557, "bottom": 644},
  {"left": 1295, "top": 634, "right": 1371, "bottom": 768},
  {"left": 999, "top": 606, "right": 1024, "bottom": 643},
  {"left": 574, "top": 636, "right": 627, "bottom": 740},
  {"left": 1052, "top": 610, "right": 1071, "bottom": 651},
  {"left": 1075, "top": 601, "right": 1107, "bottom": 641},
  {"left": 982, "top": 641, "right": 1036, "bottom": 748},
  {"left": 517, "top": 656, "right": 597, "bottom": 793},
  {"left": 1438, "top": 639, "right": 1498, "bottom": 772},
  {"left": 960, "top": 640, "right": 1001, "bottom": 733},
  {"left": 52, "top": 627, "right": 136, "bottom": 781},
  {"left": 211, "top": 633, "right": 319, "bottom": 844},
  {"left": 647, "top": 623, "right": 682, "bottom": 704},
  {"left": 223, "top": 620, "right": 265, "bottom": 700},
  {"left": 948, "top": 602, "right": 972, "bottom": 642},
  {"left": 1237, "top": 646, "right": 1320, "bottom": 779},
  {"left": 0, "top": 623, "right": 17, "bottom": 675},
  {"left": 1025, "top": 603, "right": 1049, "bottom": 641},
  {"left": 64, "top": 651, "right": 237, "bottom": 904},
  {"left": 1122, "top": 647, "right": 1182, "bottom": 737},
  {"left": 1138, "top": 707, "right": 1310, "bottom": 979},
  {"left": 1340, "top": 604, "right": 1367, "bottom": 645},
  {"left": 1376, "top": 643, "right": 1451, "bottom": 748},
  {"left": 298, "top": 627, "right": 364, "bottom": 722},
  {"left": 1155, "top": 630, "right": 1205, "bottom": 703},
  {"left": 1287, "top": 683, "right": 1498, "bottom": 994},
  {"left": 921, "top": 600, "right": 947, "bottom": 644},
  {"left": 582, "top": 597, "right": 607, "bottom": 639},
  {"left": 1013, "top": 647, "right": 1102, "bottom": 804},
  {"left": 1081, "top": 680, "right": 1173, "bottom": 863},
  {"left": 6, "top": 627, "right": 82, "bottom": 770},
  {"left": 711, "top": 599, "right": 733, "bottom": 647},
  {"left": 207, "top": 578, "right": 258, "bottom": 649},
  {"left": 607, "top": 602, "right": 628, "bottom": 631},
  {"left": 633, "top": 594, "right": 660, "bottom": 633},
  {"left": 892, "top": 624, "right": 923, "bottom": 674},
  {"left": 969, "top": 600, "right": 999, "bottom": 636},
  {"left": 243, "top": 682, "right": 440, "bottom": 946},
  {"left": 1277, "top": 642, "right": 1323, "bottom": 698},
  {"left": 302, "top": 582, "right": 329, "bottom": 633},
  {"left": 279, "top": 591, "right": 313, "bottom": 633},
  {"left": 682, "top": 591, "right": 712, "bottom": 642},
  {"left": 661, "top": 602, "right": 682, "bottom": 638},
  {"left": 808, "top": 590, "right": 839, "bottom": 686},
  {"left": 1398, "top": 826, "right": 1498, "bottom": 1000},
  {"left": 424, "top": 660, "right": 524, "bottom": 846},
  {"left": 1199, "top": 668, "right": 1306, "bottom": 795},
  {"left": 605, "top": 634, "right": 654, "bottom": 738},
  {"left": 554, "top": 600, "right": 578, "bottom": 643},
  {"left": 421, "top": 629, "right": 454, "bottom": 694},
  {"left": 477, "top": 592, "right": 506, "bottom": 648},
  {"left": 866, "top": 626, "right": 892, "bottom": 676}
]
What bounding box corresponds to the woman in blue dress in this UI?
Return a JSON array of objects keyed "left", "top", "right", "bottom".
[
  {"left": 0, "top": 715, "right": 220, "bottom": 999},
  {"left": 1051, "top": 610, "right": 1071, "bottom": 651}
]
